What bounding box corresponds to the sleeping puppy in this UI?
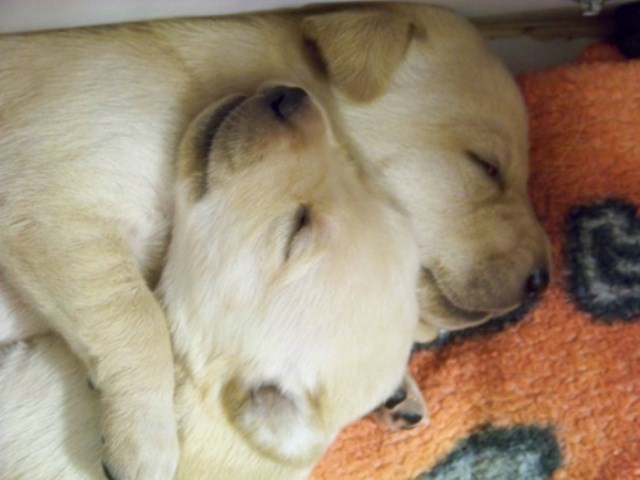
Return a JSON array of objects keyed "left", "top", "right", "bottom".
[
  {"left": 330, "top": 5, "right": 552, "bottom": 341},
  {"left": 0, "top": 4, "right": 549, "bottom": 475},
  {"left": 0, "top": 87, "right": 420, "bottom": 479}
]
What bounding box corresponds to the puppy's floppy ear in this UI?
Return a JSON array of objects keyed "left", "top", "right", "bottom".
[
  {"left": 223, "top": 379, "right": 328, "bottom": 465},
  {"left": 302, "top": 9, "right": 417, "bottom": 102},
  {"left": 177, "top": 95, "right": 244, "bottom": 201},
  {"left": 177, "top": 101, "right": 218, "bottom": 201}
]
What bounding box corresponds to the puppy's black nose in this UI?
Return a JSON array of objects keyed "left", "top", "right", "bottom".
[
  {"left": 263, "top": 86, "right": 307, "bottom": 120},
  {"left": 525, "top": 268, "right": 550, "bottom": 298},
  {"left": 392, "top": 411, "right": 423, "bottom": 427}
]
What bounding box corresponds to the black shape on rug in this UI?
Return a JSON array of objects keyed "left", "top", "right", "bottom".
[
  {"left": 416, "top": 424, "right": 562, "bottom": 480},
  {"left": 566, "top": 197, "right": 640, "bottom": 322}
]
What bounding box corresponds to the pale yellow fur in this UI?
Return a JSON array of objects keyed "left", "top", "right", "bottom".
[
  {"left": 0, "top": 89, "right": 420, "bottom": 479},
  {"left": 0, "top": 4, "right": 549, "bottom": 478}
]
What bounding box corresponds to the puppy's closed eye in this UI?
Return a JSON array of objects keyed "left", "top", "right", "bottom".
[
  {"left": 285, "top": 204, "right": 311, "bottom": 260},
  {"left": 467, "top": 151, "right": 501, "bottom": 185}
]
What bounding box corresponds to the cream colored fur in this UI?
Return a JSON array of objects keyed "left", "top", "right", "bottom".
[
  {"left": 0, "top": 3, "right": 549, "bottom": 477},
  {"left": 0, "top": 89, "right": 419, "bottom": 479}
]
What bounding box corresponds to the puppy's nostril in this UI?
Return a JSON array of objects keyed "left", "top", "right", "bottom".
[
  {"left": 263, "top": 86, "right": 307, "bottom": 120},
  {"left": 392, "top": 411, "right": 423, "bottom": 426},
  {"left": 525, "top": 268, "right": 550, "bottom": 298},
  {"left": 384, "top": 388, "right": 408, "bottom": 409}
]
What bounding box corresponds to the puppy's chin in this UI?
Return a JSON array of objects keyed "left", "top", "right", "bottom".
[
  {"left": 416, "top": 266, "right": 528, "bottom": 336},
  {"left": 417, "top": 281, "right": 492, "bottom": 333}
]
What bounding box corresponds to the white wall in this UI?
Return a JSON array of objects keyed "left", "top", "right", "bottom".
[{"left": 0, "top": 0, "right": 629, "bottom": 34}]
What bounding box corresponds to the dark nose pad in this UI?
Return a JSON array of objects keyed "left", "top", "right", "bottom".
[
  {"left": 525, "top": 268, "right": 550, "bottom": 298},
  {"left": 384, "top": 387, "right": 407, "bottom": 409},
  {"left": 392, "top": 411, "right": 423, "bottom": 427},
  {"left": 263, "top": 86, "right": 308, "bottom": 121}
]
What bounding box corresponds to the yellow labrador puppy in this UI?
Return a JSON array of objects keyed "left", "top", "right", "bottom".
[
  {"left": 0, "top": 87, "right": 420, "bottom": 479},
  {"left": 0, "top": 4, "right": 549, "bottom": 476}
]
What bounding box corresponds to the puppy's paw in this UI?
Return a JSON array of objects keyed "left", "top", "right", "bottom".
[
  {"left": 372, "top": 373, "right": 428, "bottom": 430},
  {"left": 100, "top": 393, "right": 178, "bottom": 480}
]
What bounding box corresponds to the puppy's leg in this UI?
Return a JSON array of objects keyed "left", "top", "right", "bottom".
[
  {"left": 373, "top": 372, "right": 428, "bottom": 429},
  {"left": 0, "top": 220, "right": 177, "bottom": 480}
]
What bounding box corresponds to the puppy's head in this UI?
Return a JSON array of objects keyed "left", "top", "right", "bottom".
[
  {"left": 161, "top": 86, "right": 419, "bottom": 473},
  {"left": 301, "top": 4, "right": 551, "bottom": 338}
]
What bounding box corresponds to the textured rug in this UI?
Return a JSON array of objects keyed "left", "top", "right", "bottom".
[{"left": 311, "top": 44, "right": 640, "bottom": 480}]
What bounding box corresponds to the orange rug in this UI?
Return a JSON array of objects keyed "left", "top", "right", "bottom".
[{"left": 312, "top": 44, "right": 640, "bottom": 480}]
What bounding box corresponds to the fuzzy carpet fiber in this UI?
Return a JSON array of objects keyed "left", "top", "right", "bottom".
[{"left": 311, "top": 44, "right": 640, "bottom": 480}]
